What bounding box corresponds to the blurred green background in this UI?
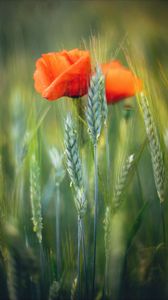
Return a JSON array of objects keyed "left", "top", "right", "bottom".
[{"left": 0, "top": 1, "right": 168, "bottom": 300}]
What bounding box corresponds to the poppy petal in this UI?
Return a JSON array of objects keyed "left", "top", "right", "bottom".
[
  {"left": 34, "top": 49, "right": 91, "bottom": 101},
  {"left": 42, "top": 51, "right": 91, "bottom": 100},
  {"left": 33, "top": 57, "right": 53, "bottom": 93},
  {"left": 102, "top": 60, "right": 142, "bottom": 104}
]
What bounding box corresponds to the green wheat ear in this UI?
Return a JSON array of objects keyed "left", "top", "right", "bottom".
[
  {"left": 113, "top": 154, "right": 135, "bottom": 210},
  {"left": 140, "top": 93, "right": 165, "bottom": 203},
  {"left": 85, "top": 65, "right": 104, "bottom": 145},
  {"left": 65, "top": 114, "right": 86, "bottom": 216},
  {"left": 30, "top": 154, "right": 43, "bottom": 243},
  {"left": 65, "top": 114, "right": 83, "bottom": 190},
  {"left": 99, "top": 70, "right": 108, "bottom": 125},
  {"left": 104, "top": 206, "right": 111, "bottom": 262}
]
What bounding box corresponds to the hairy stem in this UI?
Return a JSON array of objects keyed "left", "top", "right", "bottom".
[
  {"left": 81, "top": 219, "right": 88, "bottom": 298},
  {"left": 160, "top": 203, "right": 166, "bottom": 246},
  {"left": 105, "top": 125, "right": 110, "bottom": 201},
  {"left": 56, "top": 183, "right": 61, "bottom": 279},
  {"left": 92, "top": 144, "right": 98, "bottom": 299},
  {"left": 77, "top": 215, "right": 82, "bottom": 299}
]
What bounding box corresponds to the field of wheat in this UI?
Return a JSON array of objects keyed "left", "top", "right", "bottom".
[{"left": 0, "top": 1, "right": 168, "bottom": 300}]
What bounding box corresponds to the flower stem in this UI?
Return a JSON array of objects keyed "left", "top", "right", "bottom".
[
  {"left": 39, "top": 243, "right": 45, "bottom": 296},
  {"left": 92, "top": 143, "right": 98, "bottom": 299},
  {"left": 160, "top": 202, "right": 166, "bottom": 245},
  {"left": 56, "top": 183, "right": 61, "bottom": 279},
  {"left": 81, "top": 219, "right": 88, "bottom": 298},
  {"left": 105, "top": 124, "right": 110, "bottom": 201},
  {"left": 74, "top": 97, "right": 85, "bottom": 146},
  {"left": 77, "top": 215, "right": 82, "bottom": 299}
]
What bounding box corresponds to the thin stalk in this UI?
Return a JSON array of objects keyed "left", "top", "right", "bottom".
[
  {"left": 30, "top": 280, "right": 40, "bottom": 300},
  {"left": 102, "top": 273, "right": 107, "bottom": 300},
  {"left": 104, "top": 256, "right": 108, "bottom": 296},
  {"left": 81, "top": 219, "right": 88, "bottom": 299},
  {"left": 105, "top": 124, "right": 110, "bottom": 201},
  {"left": 73, "top": 98, "right": 85, "bottom": 146},
  {"left": 56, "top": 183, "right": 61, "bottom": 279},
  {"left": 102, "top": 255, "right": 108, "bottom": 300},
  {"left": 39, "top": 243, "right": 45, "bottom": 296},
  {"left": 92, "top": 143, "right": 98, "bottom": 299},
  {"left": 77, "top": 215, "right": 82, "bottom": 299},
  {"left": 136, "top": 168, "right": 144, "bottom": 207},
  {"left": 160, "top": 203, "right": 166, "bottom": 246}
]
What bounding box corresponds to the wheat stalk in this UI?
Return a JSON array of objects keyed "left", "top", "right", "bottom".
[
  {"left": 0, "top": 154, "right": 5, "bottom": 218},
  {"left": 71, "top": 277, "right": 77, "bottom": 300},
  {"left": 30, "top": 154, "right": 43, "bottom": 243},
  {"left": 104, "top": 206, "right": 111, "bottom": 295},
  {"left": 6, "top": 251, "right": 18, "bottom": 300},
  {"left": 86, "top": 65, "right": 105, "bottom": 299}
]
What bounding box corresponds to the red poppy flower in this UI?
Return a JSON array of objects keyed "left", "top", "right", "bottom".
[
  {"left": 101, "top": 60, "right": 142, "bottom": 104},
  {"left": 33, "top": 49, "right": 91, "bottom": 101}
]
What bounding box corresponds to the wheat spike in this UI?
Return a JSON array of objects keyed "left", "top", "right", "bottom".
[
  {"left": 113, "top": 154, "right": 135, "bottom": 209},
  {"left": 65, "top": 115, "right": 86, "bottom": 216},
  {"left": 30, "top": 155, "right": 43, "bottom": 243},
  {"left": 104, "top": 206, "right": 111, "bottom": 261},
  {"left": 65, "top": 114, "right": 83, "bottom": 190},
  {"left": 99, "top": 70, "right": 108, "bottom": 125},
  {"left": 140, "top": 93, "right": 165, "bottom": 203},
  {"left": 86, "top": 65, "right": 104, "bottom": 145}
]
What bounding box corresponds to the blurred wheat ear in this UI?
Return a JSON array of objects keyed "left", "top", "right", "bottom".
[
  {"left": 113, "top": 153, "right": 135, "bottom": 211},
  {"left": 3, "top": 222, "right": 40, "bottom": 300},
  {"left": 139, "top": 92, "right": 166, "bottom": 243},
  {"left": 139, "top": 93, "right": 165, "bottom": 204},
  {"left": 30, "top": 154, "right": 43, "bottom": 244}
]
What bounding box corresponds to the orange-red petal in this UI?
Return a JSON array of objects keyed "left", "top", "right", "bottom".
[
  {"left": 102, "top": 60, "right": 142, "bottom": 104},
  {"left": 34, "top": 49, "right": 91, "bottom": 101},
  {"left": 42, "top": 51, "right": 91, "bottom": 100},
  {"left": 33, "top": 57, "right": 53, "bottom": 94}
]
